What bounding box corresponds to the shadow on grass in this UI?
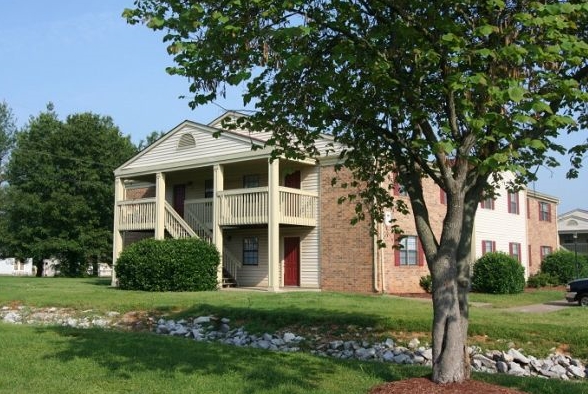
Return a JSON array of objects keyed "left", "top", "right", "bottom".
[
  {"left": 161, "top": 303, "right": 408, "bottom": 333},
  {"left": 37, "top": 326, "right": 423, "bottom": 393}
]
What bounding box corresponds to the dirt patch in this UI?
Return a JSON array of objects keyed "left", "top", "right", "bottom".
[{"left": 370, "top": 377, "right": 528, "bottom": 394}]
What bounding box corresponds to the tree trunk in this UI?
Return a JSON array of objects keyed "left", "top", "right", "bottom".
[{"left": 431, "top": 255, "right": 469, "bottom": 383}]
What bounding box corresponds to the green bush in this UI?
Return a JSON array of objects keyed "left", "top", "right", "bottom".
[
  {"left": 526, "top": 272, "right": 559, "bottom": 288},
  {"left": 540, "top": 249, "right": 588, "bottom": 285},
  {"left": 471, "top": 252, "right": 525, "bottom": 294},
  {"left": 115, "top": 238, "right": 220, "bottom": 291},
  {"left": 419, "top": 275, "right": 432, "bottom": 293}
]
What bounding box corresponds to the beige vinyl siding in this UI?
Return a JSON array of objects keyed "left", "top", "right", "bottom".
[
  {"left": 225, "top": 229, "right": 269, "bottom": 287},
  {"left": 281, "top": 227, "right": 320, "bottom": 288},
  {"left": 474, "top": 174, "right": 529, "bottom": 275},
  {"left": 126, "top": 124, "right": 253, "bottom": 171},
  {"left": 223, "top": 160, "right": 269, "bottom": 190}
]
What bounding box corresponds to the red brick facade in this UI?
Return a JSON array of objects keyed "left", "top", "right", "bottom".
[
  {"left": 319, "top": 165, "right": 375, "bottom": 293},
  {"left": 526, "top": 192, "right": 559, "bottom": 275}
]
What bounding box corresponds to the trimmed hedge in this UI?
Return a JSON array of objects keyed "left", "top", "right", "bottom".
[
  {"left": 471, "top": 252, "right": 525, "bottom": 294},
  {"left": 115, "top": 238, "right": 220, "bottom": 291},
  {"left": 540, "top": 249, "right": 588, "bottom": 285},
  {"left": 526, "top": 272, "right": 559, "bottom": 288}
]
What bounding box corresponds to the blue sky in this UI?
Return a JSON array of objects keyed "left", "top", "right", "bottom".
[{"left": 0, "top": 1, "right": 586, "bottom": 213}]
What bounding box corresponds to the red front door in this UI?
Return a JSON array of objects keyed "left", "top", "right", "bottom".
[
  {"left": 284, "top": 237, "right": 300, "bottom": 286},
  {"left": 173, "top": 184, "right": 186, "bottom": 217}
]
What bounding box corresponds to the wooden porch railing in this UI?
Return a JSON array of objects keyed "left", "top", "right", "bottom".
[
  {"left": 222, "top": 247, "right": 240, "bottom": 285},
  {"left": 279, "top": 187, "right": 318, "bottom": 226},
  {"left": 164, "top": 202, "right": 196, "bottom": 238},
  {"left": 184, "top": 199, "right": 213, "bottom": 242},
  {"left": 118, "top": 198, "right": 156, "bottom": 231},
  {"left": 218, "top": 187, "right": 269, "bottom": 225}
]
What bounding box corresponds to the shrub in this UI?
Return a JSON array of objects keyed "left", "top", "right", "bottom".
[
  {"left": 419, "top": 275, "right": 432, "bottom": 293},
  {"left": 526, "top": 272, "right": 559, "bottom": 288},
  {"left": 540, "top": 249, "right": 588, "bottom": 285},
  {"left": 471, "top": 252, "right": 525, "bottom": 294},
  {"left": 115, "top": 238, "right": 220, "bottom": 291}
]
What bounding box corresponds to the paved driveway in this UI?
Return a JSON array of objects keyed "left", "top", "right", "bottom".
[{"left": 504, "top": 300, "right": 574, "bottom": 313}]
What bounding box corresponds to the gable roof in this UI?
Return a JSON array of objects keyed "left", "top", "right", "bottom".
[
  {"left": 115, "top": 119, "right": 271, "bottom": 177},
  {"left": 558, "top": 209, "right": 588, "bottom": 233}
]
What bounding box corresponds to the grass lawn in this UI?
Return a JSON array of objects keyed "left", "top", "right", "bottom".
[{"left": 0, "top": 277, "right": 587, "bottom": 393}]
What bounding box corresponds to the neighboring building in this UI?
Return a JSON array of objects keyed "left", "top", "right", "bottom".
[
  {"left": 0, "top": 258, "right": 34, "bottom": 276},
  {"left": 558, "top": 209, "right": 588, "bottom": 256},
  {"left": 111, "top": 111, "right": 559, "bottom": 293}
]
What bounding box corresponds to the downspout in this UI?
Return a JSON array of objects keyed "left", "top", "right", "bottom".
[
  {"left": 380, "top": 222, "right": 387, "bottom": 293},
  {"left": 373, "top": 220, "right": 380, "bottom": 293}
]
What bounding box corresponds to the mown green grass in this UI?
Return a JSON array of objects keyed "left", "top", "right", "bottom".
[
  {"left": 469, "top": 288, "right": 566, "bottom": 308},
  {"left": 1, "top": 277, "right": 587, "bottom": 393},
  {"left": 1, "top": 323, "right": 586, "bottom": 394}
]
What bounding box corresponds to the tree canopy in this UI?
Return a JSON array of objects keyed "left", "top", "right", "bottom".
[
  {"left": 2, "top": 105, "right": 136, "bottom": 276},
  {"left": 0, "top": 101, "right": 16, "bottom": 184},
  {"left": 125, "top": 0, "right": 588, "bottom": 383}
]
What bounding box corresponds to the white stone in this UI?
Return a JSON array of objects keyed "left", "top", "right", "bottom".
[
  {"left": 408, "top": 338, "right": 420, "bottom": 349},
  {"left": 507, "top": 362, "right": 526, "bottom": 376},
  {"left": 507, "top": 348, "right": 530, "bottom": 364},
  {"left": 568, "top": 365, "right": 586, "bottom": 378},
  {"left": 283, "top": 332, "right": 296, "bottom": 343},
  {"left": 193, "top": 316, "right": 211, "bottom": 324}
]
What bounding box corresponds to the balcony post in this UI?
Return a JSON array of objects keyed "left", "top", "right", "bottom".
[
  {"left": 213, "top": 164, "right": 224, "bottom": 287},
  {"left": 111, "top": 177, "right": 124, "bottom": 287},
  {"left": 155, "top": 172, "right": 166, "bottom": 240},
  {"left": 268, "top": 158, "right": 280, "bottom": 291}
]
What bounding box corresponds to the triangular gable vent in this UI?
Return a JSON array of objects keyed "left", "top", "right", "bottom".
[{"left": 177, "top": 133, "right": 196, "bottom": 149}]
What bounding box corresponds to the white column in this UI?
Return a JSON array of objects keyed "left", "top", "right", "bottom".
[
  {"left": 268, "top": 158, "right": 280, "bottom": 291},
  {"left": 155, "top": 172, "right": 166, "bottom": 240},
  {"left": 213, "top": 164, "right": 224, "bottom": 287},
  {"left": 111, "top": 177, "right": 124, "bottom": 287}
]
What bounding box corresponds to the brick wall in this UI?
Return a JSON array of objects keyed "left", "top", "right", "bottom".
[
  {"left": 125, "top": 186, "right": 155, "bottom": 200},
  {"left": 526, "top": 194, "right": 559, "bottom": 275},
  {"left": 380, "top": 176, "right": 446, "bottom": 294},
  {"left": 319, "top": 165, "right": 375, "bottom": 293},
  {"left": 319, "top": 167, "right": 448, "bottom": 294}
]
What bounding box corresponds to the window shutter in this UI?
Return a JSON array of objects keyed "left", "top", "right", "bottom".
[
  {"left": 417, "top": 238, "right": 425, "bottom": 266},
  {"left": 508, "top": 194, "right": 512, "bottom": 213},
  {"left": 527, "top": 198, "right": 530, "bottom": 218},
  {"left": 394, "top": 234, "right": 401, "bottom": 266},
  {"left": 491, "top": 199, "right": 495, "bottom": 210},
  {"left": 547, "top": 204, "right": 551, "bottom": 222},
  {"left": 439, "top": 188, "right": 446, "bottom": 205},
  {"left": 538, "top": 203, "right": 541, "bottom": 220},
  {"left": 528, "top": 244, "right": 532, "bottom": 266},
  {"left": 509, "top": 242, "right": 513, "bottom": 256},
  {"left": 492, "top": 241, "right": 496, "bottom": 252},
  {"left": 482, "top": 241, "right": 486, "bottom": 255},
  {"left": 393, "top": 182, "right": 401, "bottom": 196},
  {"left": 516, "top": 193, "right": 520, "bottom": 214}
]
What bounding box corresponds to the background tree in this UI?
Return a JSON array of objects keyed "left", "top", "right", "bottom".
[
  {"left": 0, "top": 101, "right": 16, "bottom": 184},
  {"left": 3, "top": 105, "right": 136, "bottom": 276},
  {"left": 125, "top": 0, "right": 588, "bottom": 383},
  {"left": 138, "top": 130, "right": 166, "bottom": 151}
]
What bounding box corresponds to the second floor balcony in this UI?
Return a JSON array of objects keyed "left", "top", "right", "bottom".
[{"left": 117, "top": 186, "right": 318, "bottom": 234}]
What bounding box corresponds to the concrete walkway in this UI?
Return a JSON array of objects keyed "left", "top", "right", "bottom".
[{"left": 504, "top": 300, "right": 573, "bottom": 313}]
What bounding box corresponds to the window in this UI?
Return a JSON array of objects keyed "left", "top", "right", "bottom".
[
  {"left": 508, "top": 192, "right": 519, "bottom": 214},
  {"left": 539, "top": 202, "right": 551, "bottom": 222},
  {"left": 394, "top": 235, "right": 425, "bottom": 266},
  {"left": 540, "top": 246, "right": 552, "bottom": 261},
  {"left": 243, "top": 174, "right": 260, "bottom": 188},
  {"left": 482, "top": 240, "right": 496, "bottom": 255},
  {"left": 204, "top": 179, "right": 213, "bottom": 198},
  {"left": 399, "top": 236, "right": 418, "bottom": 265},
  {"left": 243, "top": 237, "right": 259, "bottom": 265},
  {"left": 480, "top": 197, "right": 494, "bottom": 210},
  {"left": 439, "top": 188, "right": 447, "bottom": 205},
  {"left": 509, "top": 242, "right": 521, "bottom": 262},
  {"left": 393, "top": 182, "right": 408, "bottom": 196}
]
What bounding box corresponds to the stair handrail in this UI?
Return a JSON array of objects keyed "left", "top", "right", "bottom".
[{"left": 164, "top": 202, "right": 196, "bottom": 238}]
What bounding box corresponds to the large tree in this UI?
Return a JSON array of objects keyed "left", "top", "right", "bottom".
[
  {"left": 3, "top": 105, "right": 136, "bottom": 276},
  {"left": 124, "top": 0, "right": 588, "bottom": 383},
  {"left": 0, "top": 101, "right": 16, "bottom": 184}
]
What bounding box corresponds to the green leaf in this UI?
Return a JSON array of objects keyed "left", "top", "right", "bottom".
[{"left": 507, "top": 86, "right": 526, "bottom": 102}]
